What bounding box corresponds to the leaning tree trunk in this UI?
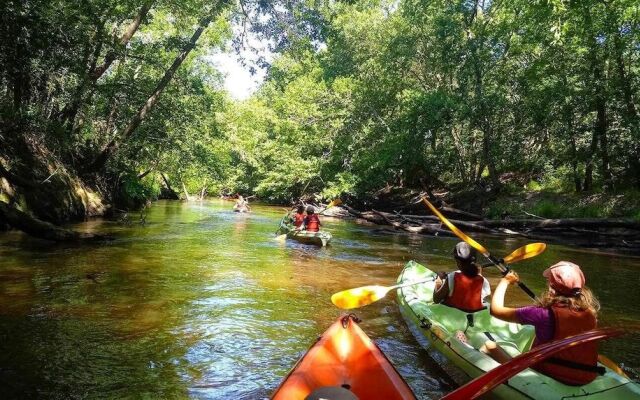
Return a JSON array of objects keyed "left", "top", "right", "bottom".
[
  {"left": 85, "top": 14, "right": 214, "bottom": 173},
  {"left": 60, "top": 1, "right": 154, "bottom": 130}
]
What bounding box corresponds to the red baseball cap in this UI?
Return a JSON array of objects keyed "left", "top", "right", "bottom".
[{"left": 543, "top": 261, "right": 585, "bottom": 296}]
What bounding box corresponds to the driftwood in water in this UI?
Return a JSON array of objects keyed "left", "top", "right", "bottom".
[
  {"left": 338, "top": 204, "right": 640, "bottom": 251},
  {"left": 0, "top": 201, "right": 106, "bottom": 242},
  {"left": 476, "top": 218, "right": 640, "bottom": 230},
  {"left": 371, "top": 210, "right": 454, "bottom": 236}
]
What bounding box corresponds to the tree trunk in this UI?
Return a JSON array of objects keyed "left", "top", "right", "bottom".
[
  {"left": 182, "top": 181, "right": 192, "bottom": 201},
  {"left": 583, "top": 128, "right": 597, "bottom": 191},
  {"left": 85, "top": 15, "right": 213, "bottom": 173},
  {"left": 90, "top": 0, "right": 155, "bottom": 82},
  {"left": 585, "top": 6, "right": 612, "bottom": 191},
  {"left": 613, "top": 32, "right": 640, "bottom": 187},
  {"left": 565, "top": 108, "right": 581, "bottom": 192},
  {"left": 0, "top": 201, "right": 105, "bottom": 242}
]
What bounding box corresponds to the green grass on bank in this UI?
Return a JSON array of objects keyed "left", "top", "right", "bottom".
[{"left": 484, "top": 190, "right": 640, "bottom": 220}]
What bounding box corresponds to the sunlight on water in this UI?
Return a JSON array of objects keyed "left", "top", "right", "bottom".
[{"left": 0, "top": 200, "right": 638, "bottom": 398}]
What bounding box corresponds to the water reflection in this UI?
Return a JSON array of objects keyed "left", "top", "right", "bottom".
[{"left": 0, "top": 200, "right": 638, "bottom": 399}]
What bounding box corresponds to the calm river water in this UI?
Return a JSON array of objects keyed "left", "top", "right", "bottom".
[{"left": 0, "top": 200, "right": 638, "bottom": 399}]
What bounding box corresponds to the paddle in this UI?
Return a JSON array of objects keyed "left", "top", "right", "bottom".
[
  {"left": 422, "top": 197, "right": 537, "bottom": 299},
  {"left": 480, "top": 242, "right": 546, "bottom": 268},
  {"left": 331, "top": 277, "right": 437, "bottom": 310},
  {"left": 441, "top": 327, "right": 624, "bottom": 400},
  {"left": 318, "top": 198, "right": 343, "bottom": 215},
  {"left": 330, "top": 243, "right": 545, "bottom": 310}
]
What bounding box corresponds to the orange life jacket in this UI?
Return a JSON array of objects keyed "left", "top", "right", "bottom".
[
  {"left": 533, "top": 305, "right": 599, "bottom": 386},
  {"left": 305, "top": 214, "right": 320, "bottom": 232},
  {"left": 443, "top": 272, "right": 485, "bottom": 313},
  {"left": 293, "top": 213, "right": 305, "bottom": 227}
]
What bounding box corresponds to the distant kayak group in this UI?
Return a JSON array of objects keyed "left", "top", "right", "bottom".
[
  {"left": 232, "top": 195, "right": 251, "bottom": 213},
  {"left": 267, "top": 198, "right": 640, "bottom": 399},
  {"left": 277, "top": 205, "right": 333, "bottom": 247}
]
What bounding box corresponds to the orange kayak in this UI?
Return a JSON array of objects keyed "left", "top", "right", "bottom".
[{"left": 271, "top": 315, "right": 416, "bottom": 400}]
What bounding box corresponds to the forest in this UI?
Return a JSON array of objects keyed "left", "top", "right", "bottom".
[{"left": 1, "top": 0, "right": 639, "bottom": 234}]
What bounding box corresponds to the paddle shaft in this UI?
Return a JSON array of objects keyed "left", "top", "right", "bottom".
[
  {"left": 391, "top": 277, "right": 436, "bottom": 291},
  {"left": 483, "top": 254, "right": 536, "bottom": 299},
  {"left": 422, "top": 198, "right": 536, "bottom": 299}
]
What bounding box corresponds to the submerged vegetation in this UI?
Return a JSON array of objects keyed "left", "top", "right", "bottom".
[{"left": 1, "top": 0, "right": 639, "bottom": 231}]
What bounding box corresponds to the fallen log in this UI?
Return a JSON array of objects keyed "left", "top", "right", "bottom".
[
  {"left": 373, "top": 210, "right": 497, "bottom": 234},
  {"left": 372, "top": 210, "right": 454, "bottom": 236},
  {"left": 0, "top": 201, "right": 106, "bottom": 242},
  {"left": 477, "top": 218, "right": 640, "bottom": 230}
]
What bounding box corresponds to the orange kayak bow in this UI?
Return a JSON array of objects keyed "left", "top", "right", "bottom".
[{"left": 271, "top": 315, "right": 416, "bottom": 400}]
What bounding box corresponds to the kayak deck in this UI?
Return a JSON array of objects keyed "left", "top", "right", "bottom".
[
  {"left": 272, "top": 315, "right": 416, "bottom": 400},
  {"left": 397, "top": 260, "right": 640, "bottom": 400}
]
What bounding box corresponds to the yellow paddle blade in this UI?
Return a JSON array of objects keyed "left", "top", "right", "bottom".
[
  {"left": 598, "top": 354, "right": 629, "bottom": 379},
  {"left": 331, "top": 285, "right": 389, "bottom": 309},
  {"left": 503, "top": 243, "right": 546, "bottom": 264},
  {"left": 421, "top": 198, "right": 489, "bottom": 256},
  {"left": 327, "top": 198, "right": 343, "bottom": 208}
]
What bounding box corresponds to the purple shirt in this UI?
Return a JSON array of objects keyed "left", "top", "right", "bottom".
[{"left": 515, "top": 306, "right": 555, "bottom": 346}]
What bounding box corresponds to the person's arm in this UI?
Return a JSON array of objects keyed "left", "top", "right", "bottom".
[
  {"left": 433, "top": 275, "right": 450, "bottom": 304},
  {"left": 490, "top": 271, "right": 520, "bottom": 323}
]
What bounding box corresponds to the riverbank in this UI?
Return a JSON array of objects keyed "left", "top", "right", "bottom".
[{"left": 319, "top": 188, "right": 640, "bottom": 254}]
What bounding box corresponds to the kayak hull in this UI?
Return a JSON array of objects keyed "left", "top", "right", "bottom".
[
  {"left": 286, "top": 230, "right": 332, "bottom": 247},
  {"left": 397, "top": 260, "right": 640, "bottom": 400},
  {"left": 277, "top": 218, "right": 332, "bottom": 246},
  {"left": 271, "top": 315, "right": 416, "bottom": 400}
]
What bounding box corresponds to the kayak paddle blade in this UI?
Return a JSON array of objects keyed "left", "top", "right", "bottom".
[
  {"left": 331, "top": 285, "right": 389, "bottom": 309},
  {"left": 327, "top": 198, "right": 342, "bottom": 208},
  {"left": 503, "top": 243, "right": 546, "bottom": 264},
  {"left": 421, "top": 198, "right": 489, "bottom": 256}
]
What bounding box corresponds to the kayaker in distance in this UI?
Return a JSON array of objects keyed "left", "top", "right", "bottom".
[
  {"left": 482, "top": 261, "right": 602, "bottom": 386},
  {"left": 301, "top": 206, "right": 321, "bottom": 232},
  {"left": 233, "top": 195, "right": 251, "bottom": 212},
  {"left": 433, "top": 242, "right": 491, "bottom": 313}
]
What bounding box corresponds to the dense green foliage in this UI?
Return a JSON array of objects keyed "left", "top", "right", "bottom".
[
  {"left": 225, "top": 0, "right": 639, "bottom": 203},
  {"left": 1, "top": 0, "right": 638, "bottom": 218}
]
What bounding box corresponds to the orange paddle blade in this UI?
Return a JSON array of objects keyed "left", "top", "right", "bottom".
[
  {"left": 331, "top": 285, "right": 389, "bottom": 309},
  {"left": 503, "top": 243, "right": 546, "bottom": 264},
  {"left": 421, "top": 198, "right": 489, "bottom": 256}
]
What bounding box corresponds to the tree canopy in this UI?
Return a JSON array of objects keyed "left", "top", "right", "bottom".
[{"left": 1, "top": 0, "right": 639, "bottom": 217}]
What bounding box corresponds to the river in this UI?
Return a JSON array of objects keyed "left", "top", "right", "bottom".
[{"left": 0, "top": 200, "right": 638, "bottom": 399}]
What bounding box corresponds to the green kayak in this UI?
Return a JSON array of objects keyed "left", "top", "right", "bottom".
[
  {"left": 277, "top": 217, "right": 332, "bottom": 247},
  {"left": 397, "top": 260, "right": 640, "bottom": 400}
]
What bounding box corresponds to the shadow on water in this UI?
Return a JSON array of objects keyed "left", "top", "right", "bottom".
[{"left": 0, "top": 199, "right": 638, "bottom": 398}]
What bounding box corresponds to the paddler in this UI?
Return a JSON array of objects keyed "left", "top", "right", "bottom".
[
  {"left": 482, "top": 261, "right": 602, "bottom": 386},
  {"left": 234, "top": 195, "right": 251, "bottom": 212},
  {"left": 301, "top": 206, "right": 321, "bottom": 232},
  {"left": 292, "top": 205, "right": 305, "bottom": 228},
  {"left": 433, "top": 242, "right": 491, "bottom": 313}
]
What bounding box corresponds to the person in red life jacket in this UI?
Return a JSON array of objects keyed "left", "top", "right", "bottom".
[
  {"left": 482, "top": 261, "right": 602, "bottom": 386},
  {"left": 301, "top": 206, "right": 321, "bottom": 232},
  {"left": 291, "top": 205, "right": 305, "bottom": 228},
  {"left": 433, "top": 242, "right": 491, "bottom": 313}
]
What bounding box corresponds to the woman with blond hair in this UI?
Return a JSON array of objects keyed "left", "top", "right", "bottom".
[{"left": 483, "top": 261, "right": 602, "bottom": 386}]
